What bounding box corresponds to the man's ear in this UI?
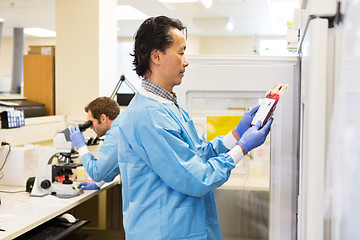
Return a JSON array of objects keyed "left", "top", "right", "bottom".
[
  {"left": 100, "top": 113, "right": 107, "bottom": 123},
  {"left": 150, "top": 49, "right": 161, "bottom": 64}
]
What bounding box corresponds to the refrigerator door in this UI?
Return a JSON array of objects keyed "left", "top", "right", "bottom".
[
  {"left": 298, "top": 17, "right": 335, "bottom": 240},
  {"left": 176, "top": 56, "right": 299, "bottom": 240},
  {"left": 325, "top": 0, "right": 360, "bottom": 239}
]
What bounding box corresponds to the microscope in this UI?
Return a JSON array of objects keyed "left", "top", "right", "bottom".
[{"left": 30, "top": 121, "right": 92, "bottom": 198}]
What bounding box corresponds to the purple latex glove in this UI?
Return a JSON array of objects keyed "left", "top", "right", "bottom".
[
  {"left": 238, "top": 118, "right": 273, "bottom": 154},
  {"left": 69, "top": 125, "right": 86, "bottom": 149},
  {"left": 235, "top": 105, "right": 260, "bottom": 138},
  {"left": 78, "top": 181, "right": 99, "bottom": 190}
]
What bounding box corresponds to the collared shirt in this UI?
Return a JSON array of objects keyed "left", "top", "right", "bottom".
[{"left": 142, "top": 79, "right": 179, "bottom": 109}]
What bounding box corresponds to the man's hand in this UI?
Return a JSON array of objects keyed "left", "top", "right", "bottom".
[
  {"left": 69, "top": 125, "right": 86, "bottom": 149},
  {"left": 237, "top": 118, "right": 273, "bottom": 154},
  {"left": 235, "top": 105, "right": 260, "bottom": 138},
  {"left": 77, "top": 181, "right": 100, "bottom": 190}
]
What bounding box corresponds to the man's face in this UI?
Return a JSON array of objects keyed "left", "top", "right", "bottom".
[
  {"left": 159, "top": 28, "right": 189, "bottom": 91},
  {"left": 87, "top": 110, "right": 108, "bottom": 138}
]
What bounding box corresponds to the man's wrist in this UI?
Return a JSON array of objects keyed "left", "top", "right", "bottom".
[
  {"left": 228, "top": 145, "right": 245, "bottom": 164},
  {"left": 78, "top": 145, "right": 89, "bottom": 156},
  {"left": 231, "top": 129, "right": 240, "bottom": 141},
  {"left": 238, "top": 144, "right": 246, "bottom": 155},
  {"left": 223, "top": 130, "right": 238, "bottom": 149},
  {"left": 95, "top": 180, "right": 105, "bottom": 188}
]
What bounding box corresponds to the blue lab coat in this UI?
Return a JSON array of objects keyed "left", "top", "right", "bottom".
[
  {"left": 118, "top": 89, "right": 236, "bottom": 239},
  {"left": 81, "top": 114, "right": 120, "bottom": 182}
]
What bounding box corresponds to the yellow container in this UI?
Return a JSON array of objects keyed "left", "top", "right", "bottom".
[{"left": 206, "top": 115, "right": 242, "bottom": 142}]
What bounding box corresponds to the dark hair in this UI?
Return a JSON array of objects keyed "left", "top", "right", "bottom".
[
  {"left": 132, "top": 16, "right": 187, "bottom": 78},
  {"left": 85, "top": 97, "right": 120, "bottom": 122}
]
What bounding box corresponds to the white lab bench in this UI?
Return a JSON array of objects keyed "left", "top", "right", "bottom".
[
  {"left": 0, "top": 177, "right": 120, "bottom": 240},
  {"left": 0, "top": 115, "right": 124, "bottom": 239}
]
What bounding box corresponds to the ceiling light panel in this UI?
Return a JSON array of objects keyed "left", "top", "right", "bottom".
[
  {"left": 24, "top": 28, "right": 56, "bottom": 37},
  {"left": 158, "top": 0, "right": 213, "bottom": 10},
  {"left": 116, "top": 5, "right": 149, "bottom": 20},
  {"left": 193, "top": 17, "right": 233, "bottom": 32}
]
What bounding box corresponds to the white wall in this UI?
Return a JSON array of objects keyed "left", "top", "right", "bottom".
[
  {"left": 0, "top": 37, "right": 56, "bottom": 76},
  {"left": 0, "top": 37, "right": 56, "bottom": 93},
  {"left": 0, "top": 35, "right": 259, "bottom": 77},
  {"left": 199, "top": 36, "right": 257, "bottom": 55},
  {"left": 55, "top": 0, "right": 117, "bottom": 116},
  {"left": 0, "top": 34, "right": 265, "bottom": 114}
]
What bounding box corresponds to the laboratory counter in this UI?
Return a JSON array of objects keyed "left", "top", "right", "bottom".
[{"left": 0, "top": 177, "right": 120, "bottom": 240}]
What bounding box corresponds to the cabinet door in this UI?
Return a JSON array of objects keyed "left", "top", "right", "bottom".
[{"left": 23, "top": 55, "right": 55, "bottom": 115}]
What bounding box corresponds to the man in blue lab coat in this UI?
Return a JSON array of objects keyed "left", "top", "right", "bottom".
[
  {"left": 117, "top": 16, "right": 273, "bottom": 239},
  {"left": 70, "top": 97, "right": 120, "bottom": 189}
]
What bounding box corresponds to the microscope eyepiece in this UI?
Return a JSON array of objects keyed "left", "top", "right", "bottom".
[
  {"left": 78, "top": 120, "right": 92, "bottom": 132},
  {"left": 59, "top": 120, "right": 93, "bottom": 142}
]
